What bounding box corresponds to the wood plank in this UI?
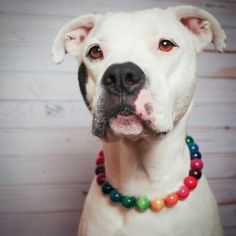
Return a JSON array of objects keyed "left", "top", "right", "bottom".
[
  {"left": 194, "top": 79, "right": 236, "bottom": 103},
  {"left": 0, "top": 101, "right": 235, "bottom": 128},
  {"left": 0, "top": 101, "right": 92, "bottom": 128},
  {"left": 0, "top": 158, "right": 95, "bottom": 185},
  {"left": 0, "top": 209, "right": 234, "bottom": 236},
  {"left": 0, "top": 179, "right": 234, "bottom": 213},
  {"left": 0, "top": 184, "right": 88, "bottom": 214},
  {"left": 0, "top": 72, "right": 80, "bottom": 101},
  {"left": 204, "top": 154, "right": 236, "bottom": 180},
  {"left": 0, "top": 212, "right": 80, "bottom": 236},
  {"left": 0, "top": 153, "right": 235, "bottom": 186},
  {"left": 0, "top": 184, "right": 88, "bottom": 213},
  {"left": 209, "top": 179, "right": 236, "bottom": 205},
  {"left": 188, "top": 103, "right": 236, "bottom": 128},
  {"left": 0, "top": 73, "right": 235, "bottom": 101},
  {"left": 197, "top": 52, "right": 236, "bottom": 78},
  {"left": 0, "top": 128, "right": 235, "bottom": 157},
  {"left": 0, "top": 0, "right": 235, "bottom": 28},
  {"left": 0, "top": 45, "right": 235, "bottom": 78},
  {"left": 0, "top": 128, "right": 100, "bottom": 157},
  {"left": 219, "top": 204, "right": 236, "bottom": 228},
  {"left": 224, "top": 227, "right": 236, "bottom": 236},
  {"left": 0, "top": 13, "right": 235, "bottom": 51}
]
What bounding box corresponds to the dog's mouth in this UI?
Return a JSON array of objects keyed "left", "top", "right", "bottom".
[
  {"left": 92, "top": 104, "right": 160, "bottom": 141},
  {"left": 110, "top": 111, "right": 144, "bottom": 137}
]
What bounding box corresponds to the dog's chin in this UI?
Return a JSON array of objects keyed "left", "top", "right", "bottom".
[
  {"left": 92, "top": 110, "right": 169, "bottom": 143},
  {"left": 109, "top": 114, "right": 144, "bottom": 137}
]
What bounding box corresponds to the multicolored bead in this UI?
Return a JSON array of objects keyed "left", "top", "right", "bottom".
[
  {"left": 121, "top": 196, "right": 136, "bottom": 209},
  {"left": 95, "top": 165, "right": 105, "bottom": 175},
  {"left": 177, "top": 185, "right": 190, "bottom": 199},
  {"left": 185, "top": 136, "right": 194, "bottom": 144},
  {"left": 96, "top": 154, "right": 105, "bottom": 165},
  {"left": 150, "top": 198, "right": 165, "bottom": 212},
  {"left": 189, "top": 168, "right": 202, "bottom": 180},
  {"left": 135, "top": 197, "right": 150, "bottom": 212},
  {"left": 190, "top": 151, "right": 202, "bottom": 159},
  {"left": 191, "top": 159, "right": 203, "bottom": 170},
  {"left": 101, "top": 181, "right": 113, "bottom": 194},
  {"left": 165, "top": 193, "right": 179, "bottom": 207},
  {"left": 188, "top": 143, "right": 199, "bottom": 152},
  {"left": 110, "top": 189, "right": 122, "bottom": 202},
  {"left": 96, "top": 173, "right": 106, "bottom": 185},
  {"left": 184, "top": 176, "right": 198, "bottom": 190}
]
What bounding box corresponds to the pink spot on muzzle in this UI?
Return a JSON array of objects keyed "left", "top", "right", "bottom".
[{"left": 134, "top": 89, "right": 155, "bottom": 122}]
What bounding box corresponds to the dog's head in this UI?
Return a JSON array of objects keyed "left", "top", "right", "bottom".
[{"left": 52, "top": 6, "right": 226, "bottom": 142}]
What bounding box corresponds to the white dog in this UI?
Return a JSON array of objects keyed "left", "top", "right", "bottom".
[{"left": 52, "top": 5, "right": 226, "bottom": 236}]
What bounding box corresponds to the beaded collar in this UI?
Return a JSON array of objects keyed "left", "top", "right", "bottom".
[{"left": 95, "top": 135, "right": 203, "bottom": 212}]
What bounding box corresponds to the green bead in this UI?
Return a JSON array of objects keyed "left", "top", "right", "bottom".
[
  {"left": 185, "top": 135, "right": 194, "bottom": 145},
  {"left": 135, "top": 197, "right": 150, "bottom": 212},
  {"left": 121, "top": 196, "right": 136, "bottom": 209},
  {"left": 109, "top": 189, "right": 122, "bottom": 202}
]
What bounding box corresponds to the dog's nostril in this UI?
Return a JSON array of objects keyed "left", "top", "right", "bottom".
[
  {"left": 103, "top": 75, "right": 116, "bottom": 86},
  {"left": 124, "top": 73, "right": 136, "bottom": 85}
]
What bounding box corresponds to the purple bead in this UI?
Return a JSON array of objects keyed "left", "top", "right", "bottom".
[
  {"left": 189, "top": 169, "right": 202, "bottom": 180},
  {"left": 95, "top": 165, "right": 105, "bottom": 175}
]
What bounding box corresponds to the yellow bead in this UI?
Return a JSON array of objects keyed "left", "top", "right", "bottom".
[{"left": 150, "top": 198, "right": 165, "bottom": 212}]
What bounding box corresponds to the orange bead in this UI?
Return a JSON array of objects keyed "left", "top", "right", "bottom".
[
  {"left": 150, "top": 198, "right": 165, "bottom": 212},
  {"left": 165, "top": 193, "right": 179, "bottom": 207}
]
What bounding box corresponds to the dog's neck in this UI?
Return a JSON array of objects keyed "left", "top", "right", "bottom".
[{"left": 102, "top": 114, "right": 190, "bottom": 198}]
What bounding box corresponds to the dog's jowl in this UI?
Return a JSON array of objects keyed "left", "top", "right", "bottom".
[{"left": 52, "top": 5, "right": 226, "bottom": 236}]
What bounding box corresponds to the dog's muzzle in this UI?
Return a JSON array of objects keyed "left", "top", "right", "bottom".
[{"left": 92, "top": 62, "right": 151, "bottom": 140}]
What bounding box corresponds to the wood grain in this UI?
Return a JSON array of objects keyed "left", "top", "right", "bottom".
[
  {"left": 1, "top": 14, "right": 235, "bottom": 51},
  {"left": 0, "top": 0, "right": 235, "bottom": 27},
  {"left": 0, "top": 74, "right": 236, "bottom": 101},
  {"left": 0, "top": 153, "right": 235, "bottom": 186},
  {"left": 0, "top": 128, "right": 235, "bottom": 157},
  {"left": 0, "top": 101, "right": 235, "bottom": 128}
]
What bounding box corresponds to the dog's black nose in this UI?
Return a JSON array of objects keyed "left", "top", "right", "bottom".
[{"left": 101, "top": 62, "right": 145, "bottom": 96}]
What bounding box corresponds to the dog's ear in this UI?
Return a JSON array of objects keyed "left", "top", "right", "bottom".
[
  {"left": 51, "top": 14, "right": 100, "bottom": 64},
  {"left": 169, "top": 5, "right": 226, "bottom": 52}
]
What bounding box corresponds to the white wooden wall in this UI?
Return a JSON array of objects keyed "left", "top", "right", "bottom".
[{"left": 0, "top": 0, "right": 235, "bottom": 235}]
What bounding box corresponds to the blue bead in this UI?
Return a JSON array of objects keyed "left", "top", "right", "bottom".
[
  {"left": 109, "top": 189, "right": 122, "bottom": 202},
  {"left": 188, "top": 143, "right": 199, "bottom": 152},
  {"left": 190, "top": 151, "right": 202, "bottom": 159},
  {"left": 101, "top": 181, "right": 113, "bottom": 194}
]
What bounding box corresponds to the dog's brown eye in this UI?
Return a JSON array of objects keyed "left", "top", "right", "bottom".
[
  {"left": 87, "top": 45, "right": 103, "bottom": 60},
  {"left": 159, "top": 40, "right": 176, "bottom": 52}
]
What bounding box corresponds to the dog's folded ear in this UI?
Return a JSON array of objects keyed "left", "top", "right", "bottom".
[
  {"left": 169, "top": 5, "right": 226, "bottom": 52},
  {"left": 51, "top": 14, "right": 100, "bottom": 64}
]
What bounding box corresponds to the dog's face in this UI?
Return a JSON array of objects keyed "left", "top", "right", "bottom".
[{"left": 52, "top": 6, "right": 226, "bottom": 142}]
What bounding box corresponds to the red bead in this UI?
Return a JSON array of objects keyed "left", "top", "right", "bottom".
[
  {"left": 165, "top": 193, "right": 179, "bottom": 207},
  {"left": 96, "top": 153, "right": 105, "bottom": 165},
  {"left": 191, "top": 159, "right": 203, "bottom": 170},
  {"left": 184, "top": 176, "right": 198, "bottom": 190},
  {"left": 96, "top": 173, "right": 106, "bottom": 185},
  {"left": 177, "top": 185, "right": 190, "bottom": 199}
]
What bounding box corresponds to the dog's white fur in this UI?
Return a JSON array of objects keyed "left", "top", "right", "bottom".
[{"left": 52, "top": 6, "right": 226, "bottom": 236}]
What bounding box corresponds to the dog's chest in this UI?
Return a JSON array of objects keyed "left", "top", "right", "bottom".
[{"left": 81, "top": 177, "right": 221, "bottom": 236}]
